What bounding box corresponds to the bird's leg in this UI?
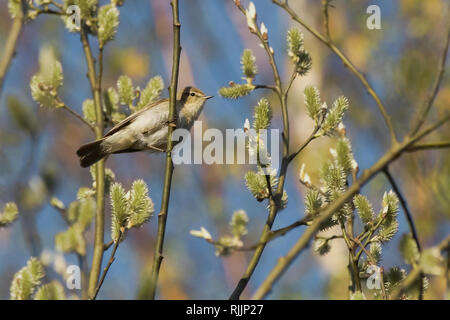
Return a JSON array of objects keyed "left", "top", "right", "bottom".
[
  {"left": 147, "top": 145, "right": 166, "bottom": 153},
  {"left": 166, "top": 113, "right": 178, "bottom": 128}
]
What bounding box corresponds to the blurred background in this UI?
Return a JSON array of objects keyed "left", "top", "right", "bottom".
[{"left": 0, "top": 0, "right": 449, "bottom": 299}]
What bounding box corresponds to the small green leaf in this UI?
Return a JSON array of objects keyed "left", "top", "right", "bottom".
[
  {"left": 104, "top": 87, "right": 120, "bottom": 119},
  {"left": 76, "top": 198, "right": 95, "bottom": 231},
  {"left": 230, "top": 210, "right": 249, "bottom": 238},
  {"left": 98, "top": 4, "right": 119, "bottom": 46},
  {"left": 218, "top": 84, "right": 253, "bottom": 99},
  {"left": 82, "top": 99, "right": 96, "bottom": 124},
  {"left": 7, "top": 96, "right": 38, "bottom": 134},
  {"left": 420, "top": 247, "right": 445, "bottom": 275},
  {"left": 253, "top": 98, "right": 272, "bottom": 131},
  {"left": 287, "top": 28, "right": 304, "bottom": 59},
  {"left": 30, "top": 75, "right": 59, "bottom": 108},
  {"left": 353, "top": 194, "right": 374, "bottom": 225},
  {"left": 38, "top": 46, "right": 63, "bottom": 89},
  {"left": 335, "top": 138, "right": 354, "bottom": 175},
  {"left": 55, "top": 225, "right": 86, "bottom": 255},
  {"left": 399, "top": 233, "right": 420, "bottom": 265},
  {"left": 117, "top": 75, "right": 134, "bottom": 106},
  {"left": 320, "top": 161, "right": 346, "bottom": 193},
  {"left": 321, "top": 96, "right": 349, "bottom": 135},
  {"left": 34, "top": 281, "right": 66, "bottom": 300},
  {"left": 0, "top": 202, "right": 18, "bottom": 227},
  {"left": 136, "top": 76, "right": 164, "bottom": 110},
  {"left": 369, "top": 241, "right": 382, "bottom": 264},
  {"left": 127, "top": 180, "right": 154, "bottom": 229},
  {"left": 245, "top": 171, "right": 269, "bottom": 201},
  {"left": 304, "top": 86, "right": 322, "bottom": 122},
  {"left": 241, "top": 49, "right": 258, "bottom": 80},
  {"left": 30, "top": 46, "right": 64, "bottom": 108},
  {"left": 10, "top": 257, "right": 45, "bottom": 300},
  {"left": 305, "top": 189, "right": 323, "bottom": 217},
  {"left": 215, "top": 236, "right": 243, "bottom": 256},
  {"left": 110, "top": 182, "right": 128, "bottom": 242}
]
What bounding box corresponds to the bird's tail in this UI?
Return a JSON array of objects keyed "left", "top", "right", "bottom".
[{"left": 76, "top": 139, "right": 108, "bottom": 168}]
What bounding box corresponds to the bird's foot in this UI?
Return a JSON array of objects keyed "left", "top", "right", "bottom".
[{"left": 147, "top": 145, "right": 166, "bottom": 153}]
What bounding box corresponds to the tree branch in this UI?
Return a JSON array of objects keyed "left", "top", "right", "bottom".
[
  {"left": 0, "top": 0, "right": 24, "bottom": 98},
  {"left": 250, "top": 118, "right": 450, "bottom": 299},
  {"left": 80, "top": 24, "right": 106, "bottom": 298},
  {"left": 272, "top": 0, "right": 398, "bottom": 144},
  {"left": 390, "top": 235, "right": 450, "bottom": 299},
  {"left": 409, "top": 24, "right": 450, "bottom": 136},
  {"left": 229, "top": 0, "right": 293, "bottom": 300},
  {"left": 406, "top": 141, "right": 450, "bottom": 152},
  {"left": 383, "top": 167, "right": 424, "bottom": 299},
  {"left": 90, "top": 230, "right": 123, "bottom": 300},
  {"left": 60, "top": 102, "right": 96, "bottom": 133},
  {"left": 149, "top": 0, "right": 181, "bottom": 299}
]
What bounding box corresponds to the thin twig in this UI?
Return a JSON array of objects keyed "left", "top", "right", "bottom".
[
  {"left": 60, "top": 103, "right": 96, "bottom": 133},
  {"left": 390, "top": 235, "right": 450, "bottom": 299},
  {"left": 254, "top": 84, "right": 278, "bottom": 92},
  {"left": 406, "top": 141, "right": 450, "bottom": 152},
  {"left": 383, "top": 167, "right": 424, "bottom": 299},
  {"left": 103, "top": 240, "right": 114, "bottom": 251},
  {"left": 272, "top": 0, "right": 398, "bottom": 144},
  {"left": 287, "top": 119, "right": 323, "bottom": 163},
  {"left": 250, "top": 118, "right": 450, "bottom": 299},
  {"left": 80, "top": 24, "right": 106, "bottom": 298},
  {"left": 0, "top": 0, "right": 24, "bottom": 98},
  {"left": 229, "top": 0, "right": 292, "bottom": 300},
  {"left": 322, "top": 0, "right": 331, "bottom": 40},
  {"left": 90, "top": 230, "right": 123, "bottom": 300},
  {"left": 149, "top": 0, "right": 181, "bottom": 300},
  {"left": 409, "top": 24, "right": 450, "bottom": 136}
]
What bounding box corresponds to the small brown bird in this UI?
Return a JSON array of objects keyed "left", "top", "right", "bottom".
[{"left": 76, "top": 86, "right": 212, "bottom": 167}]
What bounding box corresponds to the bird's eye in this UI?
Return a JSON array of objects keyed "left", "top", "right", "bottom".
[{"left": 190, "top": 92, "right": 195, "bottom": 97}]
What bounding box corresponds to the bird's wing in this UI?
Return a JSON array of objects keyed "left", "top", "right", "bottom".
[{"left": 104, "top": 98, "right": 169, "bottom": 138}]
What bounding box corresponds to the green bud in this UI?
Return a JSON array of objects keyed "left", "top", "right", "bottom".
[
  {"left": 241, "top": 49, "right": 258, "bottom": 80},
  {"left": 253, "top": 98, "right": 272, "bottom": 131},
  {"left": 136, "top": 76, "right": 164, "bottom": 110},
  {"left": 98, "top": 4, "right": 120, "bottom": 47},
  {"left": 117, "top": 75, "right": 134, "bottom": 106},
  {"left": 218, "top": 84, "right": 253, "bottom": 99}
]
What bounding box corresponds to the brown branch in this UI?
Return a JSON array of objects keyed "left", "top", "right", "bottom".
[
  {"left": 406, "top": 141, "right": 450, "bottom": 152},
  {"left": 272, "top": 0, "right": 398, "bottom": 144},
  {"left": 90, "top": 230, "right": 123, "bottom": 300},
  {"left": 148, "top": 0, "right": 181, "bottom": 299},
  {"left": 60, "top": 103, "right": 96, "bottom": 133},
  {"left": 229, "top": 0, "right": 291, "bottom": 300},
  {"left": 0, "top": 1, "right": 25, "bottom": 98},
  {"left": 250, "top": 116, "right": 450, "bottom": 299},
  {"left": 409, "top": 24, "right": 450, "bottom": 136},
  {"left": 80, "top": 24, "right": 106, "bottom": 298},
  {"left": 383, "top": 167, "right": 425, "bottom": 299},
  {"left": 390, "top": 235, "right": 450, "bottom": 300}
]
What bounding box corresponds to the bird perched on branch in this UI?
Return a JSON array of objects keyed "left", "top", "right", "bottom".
[{"left": 76, "top": 86, "right": 212, "bottom": 167}]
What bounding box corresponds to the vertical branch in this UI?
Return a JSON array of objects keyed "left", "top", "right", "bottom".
[
  {"left": 90, "top": 229, "right": 123, "bottom": 300},
  {"left": 383, "top": 167, "right": 424, "bottom": 299},
  {"left": 80, "top": 25, "right": 106, "bottom": 298},
  {"left": 321, "top": 0, "right": 331, "bottom": 40},
  {"left": 229, "top": 1, "right": 290, "bottom": 300},
  {"left": 0, "top": 0, "right": 24, "bottom": 98},
  {"left": 149, "top": 0, "right": 181, "bottom": 299},
  {"left": 409, "top": 24, "right": 450, "bottom": 136}
]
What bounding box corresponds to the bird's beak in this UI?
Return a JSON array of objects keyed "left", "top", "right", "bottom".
[{"left": 205, "top": 95, "right": 214, "bottom": 100}]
